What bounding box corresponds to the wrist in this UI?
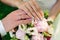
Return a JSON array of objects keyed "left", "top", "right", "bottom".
[
  {"left": 15, "top": 0, "right": 24, "bottom": 8},
  {"left": 1, "top": 0, "right": 23, "bottom": 7}
]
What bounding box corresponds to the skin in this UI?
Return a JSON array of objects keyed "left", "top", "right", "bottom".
[
  {"left": 1, "top": 0, "right": 60, "bottom": 32},
  {"left": 1, "top": 0, "right": 44, "bottom": 20},
  {"left": 2, "top": 9, "right": 32, "bottom": 32},
  {"left": 1, "top": 0, "right": 60, "bottom": 20},
  {"left": 0, "top": 0, "right": 43, "bottom": 32},
  {"left": 1, "top": 0, "right": 23, "bottom": 7},
  {"left": 49, "top": 0, "right": 60, "bottom": 20}
]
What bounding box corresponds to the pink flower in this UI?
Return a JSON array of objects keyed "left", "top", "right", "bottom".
[
  {"left": 16, "top": 29, "right": 26, "bottom": 40},
  {"left": 34, "top": 18, "right": 49, "bottom": 32},
  {"left": 31, "top": 33, "right": 44, "bottom": 40}
]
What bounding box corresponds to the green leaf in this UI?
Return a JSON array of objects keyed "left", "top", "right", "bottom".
[
  {"left": 44, "top": 10, "right": 49, "bottom": 19},
  {"left": 42, "top": 32, "right": 51, "bottom": 37},
  {"left": 10, "top": 37, "right": 18, "bottom": 40}
]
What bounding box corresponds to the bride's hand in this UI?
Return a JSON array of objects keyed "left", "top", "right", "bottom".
[{"left": 18, "top": 0, "right": 44, "bottom": 20}]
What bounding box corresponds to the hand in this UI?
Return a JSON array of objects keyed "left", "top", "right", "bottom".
[
  {"left": 48, "top": 0, "right": 60, "bottom": 20},
  {"left": 18, "top": 0, "right": 44, "bottom": 20},
  {"left": 1, "top": 0, "right": 44, "bottom": 20},
  {"left": 1, "top": 0, "right": 23, "bottom": 7},
  {"left": 2, "top": 9, "right": 32, "bottom": 32}
]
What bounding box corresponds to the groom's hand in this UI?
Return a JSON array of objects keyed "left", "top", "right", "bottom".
[{"left": 2, "top": 9, "right": 32, "bottom": 32}]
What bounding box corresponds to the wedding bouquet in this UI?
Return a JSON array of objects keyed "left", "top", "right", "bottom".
[{"left": 10, "top": 11, "right": 54, "bottom": 40}]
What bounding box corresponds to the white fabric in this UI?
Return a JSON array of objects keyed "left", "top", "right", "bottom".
[
  {"left": 36, "top": 0, "right": 57, "bottom": 11},
  {"left": 0, "top": 20, "right": 6, "bottom": 36},
  {"left": 51, "top": 13, "right": 60, "bottom": 40}
]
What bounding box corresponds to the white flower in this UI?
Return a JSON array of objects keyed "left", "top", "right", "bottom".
[
  {"left": 16, "top": 29, "right": 26, "bottom": 40},
  {"left": 31, "top": 33, "right": 44, "bottom": 40},
  {"left": 26, "top": 27, "right": 38, "bottom": 35},
  {"left": 48, "top": 24, "right": 54, "bottom": 34}
]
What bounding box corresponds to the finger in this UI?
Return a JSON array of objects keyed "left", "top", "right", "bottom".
[
  {"left": 10, "top": 9, "right": 27, "bottom": 20},
  {"left": 17, "top": 14, "right": 31, "bottom": 20},
  {"left": 11, "top": 9, "right": 26, "bottom": 15},
  {"left": 20, "top": 5, "right": 33, "bottom": 18},
  {"left": 28, "top": 0, "right": 42, "bottom": 20},
  {"left": 17, "top": 18, "right": 32, "bottom": 25},
  {"left": 25, "top": 2, "right": 39, "bottom": 20},
  {"left": 31, "top": 0, "right": 44, "bottom": 18}
]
